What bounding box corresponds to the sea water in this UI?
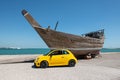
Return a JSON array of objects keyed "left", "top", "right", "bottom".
[
  {"left": 0, "top": 48, "right": 50, "bottom": 55},
  {"left": 101, "top": 48, "right": 120, "bottom": 52},
  {"left": 0, "top": 48, "right": 120, "bottom": 55}
]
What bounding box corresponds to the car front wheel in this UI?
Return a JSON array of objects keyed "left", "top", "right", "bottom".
[{"left": 40, "top": 61, "right": 48, "bottom": 68}]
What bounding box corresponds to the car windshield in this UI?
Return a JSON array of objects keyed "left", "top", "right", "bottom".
[{"left": 43, "top": 50, "right": 52, "bottom": 56}]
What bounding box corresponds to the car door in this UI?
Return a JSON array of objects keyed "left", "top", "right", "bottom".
[{"left": 49, "top": 50, "right": 66, "bottom": 65}]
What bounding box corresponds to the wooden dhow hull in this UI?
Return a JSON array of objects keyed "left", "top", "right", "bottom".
[{"left": 22, "top": 10, "right": 104, "bottom": 58}]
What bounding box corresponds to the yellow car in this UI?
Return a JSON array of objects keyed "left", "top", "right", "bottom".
[{"left": 34, "top": 49, "right": 77, "bottom": 68}]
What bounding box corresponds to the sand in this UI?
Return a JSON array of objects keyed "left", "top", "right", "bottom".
[{"left": 0, "top": 53, "right": 120, "bottom": 80}]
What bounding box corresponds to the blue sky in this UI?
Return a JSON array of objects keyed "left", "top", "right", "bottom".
[{"left": 0, "top": 0, "right": 120, "bottom": 48}]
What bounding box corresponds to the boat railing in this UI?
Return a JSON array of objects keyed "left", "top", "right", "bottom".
[{"left": 82, "top": 29, "right": 104, "bottom": 39}]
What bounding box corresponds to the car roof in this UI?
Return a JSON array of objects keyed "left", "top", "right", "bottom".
[{"left": 50, "top": 49, "right": 68, "bottom": 51}]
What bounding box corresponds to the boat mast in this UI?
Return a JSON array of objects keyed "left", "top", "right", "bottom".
[{"left": 54, "top": 21, "right": 59, "bottom": 30}]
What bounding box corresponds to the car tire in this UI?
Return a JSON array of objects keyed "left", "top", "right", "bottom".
[
  {"left": 40, "top": 61, "right": 48, "bottom": 68},
  {"left": 68, "top": 59, "right": 76, "bottom": 67}
]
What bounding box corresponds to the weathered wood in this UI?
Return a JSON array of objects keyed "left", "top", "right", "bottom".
[{"left": 22, "top": 9, "right": 104, "bottom": 57}]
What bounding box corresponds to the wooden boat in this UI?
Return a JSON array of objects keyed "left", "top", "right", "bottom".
[{"left": 21, "top": 9, "right": 104, "bottom": 58}]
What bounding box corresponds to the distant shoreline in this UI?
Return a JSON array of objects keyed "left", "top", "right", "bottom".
[{"left": 0, "top": 48, "right": 120, "bottom": 55}]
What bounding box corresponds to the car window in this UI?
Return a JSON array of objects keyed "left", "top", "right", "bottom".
[
  {"left": 51, "top": 50, "right": 62, "bottom": 55},
  {"left": 62, "top": 50, "right": 69, "bottom": 55}
]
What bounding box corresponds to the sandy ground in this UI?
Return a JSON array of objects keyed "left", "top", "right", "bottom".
[{"left": 0, "top": 53, "right": 120, "bottom": 80}]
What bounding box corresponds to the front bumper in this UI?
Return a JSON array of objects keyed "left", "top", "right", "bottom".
[{"left": 34, "top": 60, "right": 40, "bottom": 68}]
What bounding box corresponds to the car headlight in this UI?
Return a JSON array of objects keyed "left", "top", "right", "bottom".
[{"left": 35, "top": 57, "right": 39, "bottom": 62}]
